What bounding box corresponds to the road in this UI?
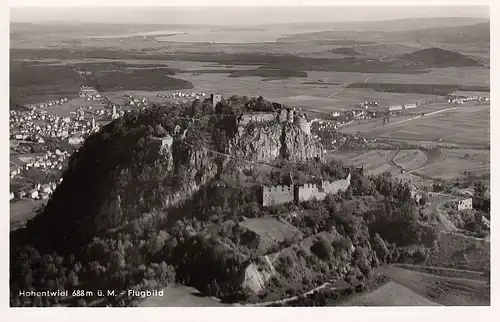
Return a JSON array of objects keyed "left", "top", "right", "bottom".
[
  {"left": 382, "top": 140, "right": 434, "bottom": 178},
  {"left": 243, "top": 280, "right": 344, "bottom": 307}
]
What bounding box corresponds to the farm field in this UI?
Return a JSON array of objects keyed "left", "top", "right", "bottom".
[
  {"left": 393, "top": 150, "right": 429, "bottom": 171},
  {"left": 330, "top": 150, "right": 409, "bottom": 176},
  {"left": 355, "top": 104, "right": 489, "bottom": 146},
  {"left": 171, "top": 70, "right": 481, "bottom": 113},
  {"left": 376, "top": 266, "right": 490, "bottom": 306},
  {"left": 137, "top": 285, "right": 230, "bottom": 307},
  {"left": 105, "top": 91, "right": 171, "bottom": 105},
  {"left": 307, "top": 66, "right": 489, "bottom": 87},
  {"left": 395, "top": 264, "right": 487, "bottom": 281},
  {"left": 325, "top": 87, "right": 440, "bottom": 105},
  {"left": 240, "top": 217, "right": 303, "bottom": 243},
  {"left": 415, "top": 148, "right": 490, "bottom": 180},
  {"left": 26, "top": 58, "right": 489, "bottom": 85},
  {"left": 173, "top": 72, "right": 338, "bottom": 102},
  {"left": 275, "top": 89, "right": 442, "bottom": 113},
  {"left": 328, "top": 146, "right": 487, "bottom": 181},
  {"left": 12, "top": 57, "right": 489, "bottom": 117},
  {"left": 340, "top": 114, "right": 421, "bottom": 134}
]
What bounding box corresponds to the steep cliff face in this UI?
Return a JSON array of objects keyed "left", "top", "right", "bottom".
[
  {"left": 239, "top": 255, "right": 277, "bottom": 294},
  {"left": 230, "top": 122, "right": 323, "bottom": 163},
  {"left": 281, "top": 123, "right": 323, "bottom": 162},
  {"left": 163, "top": 145, "right": 222, "bottom": 208}
]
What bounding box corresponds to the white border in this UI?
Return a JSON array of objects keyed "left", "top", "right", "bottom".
[{"left": 1, "top": 1, "right": 497, "bottom": 321}]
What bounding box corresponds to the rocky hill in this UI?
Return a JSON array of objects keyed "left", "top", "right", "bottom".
[
  {"left": 16, "top": 102, "right": 323, "bottom": 254},
  {"left": 401, "top": 47, "right": 482, "bottom": 67}
]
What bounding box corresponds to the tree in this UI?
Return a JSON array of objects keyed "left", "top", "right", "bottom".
[
  {"left": 418, "top": 193, "right": 429, "bottom": 206},
  {"left": 474, "top": 181, "right": 487, "bottom": 197},
  {"left": 202, "top": 100, "right": 214, "bottom": 115},
  {"left": 401, "top": 187, "right": 413, "bottom": 203},
  {"left": 191, "top": 99, "right": 202, "bottom": 118},
  {"left": 110, "top": 251, "right": 126, "bottom": 271},
  {"left": 67, "top": 270, "right": 79, "bottom": 287},
  {"left": 371, "top": 233, "right": 389, "bottom": 263},
  {"left": 146, "top": 230, "right": 169, "bottom": 256}
]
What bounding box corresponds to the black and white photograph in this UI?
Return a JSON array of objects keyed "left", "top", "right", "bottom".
[{"left": 6, "top": 1, "right": 493, "bottom": 313}]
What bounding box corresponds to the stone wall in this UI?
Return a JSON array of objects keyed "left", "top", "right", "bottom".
[
  {"left": 296, "top": 173, "right": 351, "bottom": 203},
  {"left": 262, "top": 185, "right": 295, "bottom": 207},
  {"left": 262, "top": 173, "right": 351, "bottom": 206},
  {"left": 296, "top": 183, "right": 326, "bottom": 202},
  {"left": 238, "top": 112, "right": 276, "bottom": 126},
  {"left": 322, "top": 173, "right": 351, "bottom": 195}
]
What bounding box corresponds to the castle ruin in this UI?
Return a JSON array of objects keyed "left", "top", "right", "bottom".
[
  {"left": 237, "top": 112, "right": 276, "bottom": 127},
  {"left": 235, "top": 108, "right": 311, "bottom": 135},
  {"left": 261, "top": 173, "right": 351, "bottom": 207}
]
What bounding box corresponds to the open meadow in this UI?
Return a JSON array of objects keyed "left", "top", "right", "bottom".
[{"left": 240, "top": 217, "right": 303, "bottom": 243}]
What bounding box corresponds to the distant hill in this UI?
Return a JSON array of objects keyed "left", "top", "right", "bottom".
[
  {"left": 391, "top": 22, "right": 490, "bottom": 44},
  {"left": 401, "top": 47, "right": 482, "bottom": 67},
  {"left": 272, "top": 17, "right": 489, "bottom": 33}
]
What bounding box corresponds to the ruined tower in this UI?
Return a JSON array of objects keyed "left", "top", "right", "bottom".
[
  {"left": 211, "top": 94, "right": 222, "bottom": 107},
  {"left": 286, "top": 109, "right": 294, "bottom": 123},
  {"left": 294, "top": 114, "right": 311, "bottom": 135}
]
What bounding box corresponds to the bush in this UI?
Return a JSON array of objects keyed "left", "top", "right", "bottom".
[{"left": 310, "top": 238, "right": 334, "bottom": 261}]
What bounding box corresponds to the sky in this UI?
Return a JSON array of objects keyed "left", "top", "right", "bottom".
[{"left": 10, "top": 6, "right": 490, "bottom": 25}]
